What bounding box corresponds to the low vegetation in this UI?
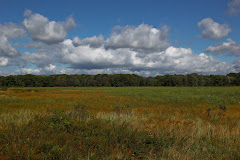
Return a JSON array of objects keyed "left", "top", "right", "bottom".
[{"left": 0, "top": 87, "right": 240, "bottom": 159}]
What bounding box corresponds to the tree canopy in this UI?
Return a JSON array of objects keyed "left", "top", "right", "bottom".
[{"left": 1, "top": 73, "right": 240, "bottom": 87}]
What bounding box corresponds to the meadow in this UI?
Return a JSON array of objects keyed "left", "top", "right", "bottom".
[{"left": 0, "top": 87, "right": 240, "bottom": 159}]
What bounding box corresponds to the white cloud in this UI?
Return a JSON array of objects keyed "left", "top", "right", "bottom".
[
  {"left": 54, "top": 39, "right": 235, "bottom": 75},
  {"left": 64, "top": 16, "right": 76, "bottom": 30},
  {"left": 0, "top": 36, "right": 18, "bottom": 57},
  {"left": 0, "top": 15, "right": 236, "bottom": 76},
  {"left": 73, "top": 35, "right": 104, "bottom": 48},
  {"left": 198, "top": 18, "right": 231, "bottom": 40},
  {"left": 233, "top": 59, "right": 240, "bottom": 71},
  {"left": 227, "top": 0, "right": 240, "bottom": 15},
  {"left": 16, "top": 68, "right": 41, "bottom": 75},
  {"left": 20, "top": 52, "right": 54, "bottom": 67},
  {"left": 205, "top": 39, "right": 240, "bottom": 56},
  {"left": 15, "top": 64, "right": 56, "bottom": 75},
  {"left": 0, "top": 22, "right": 26, "bottom": 39},
  {"left": 42, "top": 64, "right": 57, "bottom": 74},
  {"left": 233, "top": 59, "right": 240, "bottom": 72},
  {"left": 24, "top": 9, "right": 32, "bottom": 17},
  {"left": 23, "top": 41, "right": 46, "bottom": 49},
  {"left": 57, "top": 39, "right": 134, "bottom": 69},
  {"left": 131, "top": 47, "right": 234, "bottom": 75},
  {"left": 23, "top": 12, "right": 76, "bottom": 44},
  {"left": 105, "top": 24, "right": 169, "bottom": 52},
  {"left": 0, "top": 57, "right": 9, "bottom": 66},
  {"left": 0, "top": 22, "right": 25, "bottom": 59},
  {"left": 44, "top": 64, "right": 56, "bottom": 71},
  {"left": 59, "top": 67, "right": 149, "bottom": 76}
]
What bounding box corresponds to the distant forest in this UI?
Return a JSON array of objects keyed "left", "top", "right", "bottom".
[{"left": 1, "top": 73, "right": 240, "bottom": 87}]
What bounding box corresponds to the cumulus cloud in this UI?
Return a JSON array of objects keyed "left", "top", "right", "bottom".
[
  {"left": 105, "top": 24, "right": 169, "bottom": 52},
  {"left": 16, "top": 68, "right": 41, "bottom": 75},
  {"left": 0, "top": 22, "right": 25, "bottom": 59},
  {"left": 44, "top": 64, "right": 56, "bottom": 71},
  {"left": 23, "top": 41, "right": 46, "bottom": 49},
  {"left": 15, "top": 64, "right": 57, "bottom": 75},
  {"left": 73, "top": 35, "right": 104, "bottom": 48},
  {"left": 20, "top": 52, "right": 54, "bottom": 67},
  {"left": 59, "top": 67, "right": 146, "bottom": 76},
  {"left": 41, "top": 64, "right": 57, "bottom": 74},
  {"left": 132, "top": 47, "right": 234, "bottom": 75},
  {"left": 0, "top": 36, "right": 18, "bottom": 57},
  {"left": 227, "top": 0, "right": 240, "bottom": 15},
  {"left": 0, "top": 22, "right": 26, "bottom": 39},
  {"left": 205, "top": 39, "right": 240, "bottom": 56},
  {"left": 56, "top": 39, "right": 134, "bottom": 69},
  {"left": 233, "top": 59, "right": 240, "bottom": 71},
  {"left": 64, "top": 16, "right": 76, "bottom": 30},
  {"left": 0, "top": 57, "right": 9, "bottom": 66},
  {"left": 53, "top": 38, "right": 235, "bottom": 75},
  {"left": 23, "top": 11, "right": 76, "bottom": 44},
  {"left": 198, "top": 18, "right": 231, "bottom": 40},
  {"left": 0, "top": 14, "right": 236, "bottom": 76},
  {"left": 24, "top": 9, "right": 32, "bottom": 17}
]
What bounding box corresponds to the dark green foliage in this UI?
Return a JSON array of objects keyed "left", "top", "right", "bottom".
[{"left": 1, "top": 72, "right": 240, "bottom": 87}]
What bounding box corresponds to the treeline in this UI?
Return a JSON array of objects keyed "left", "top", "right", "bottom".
[{"left": 1, "top": 73, "right": 240, "bottom": 87}]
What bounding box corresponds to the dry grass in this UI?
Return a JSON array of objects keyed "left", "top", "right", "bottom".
[{"left": 0, "top": 87, "right": 240, "bottom": 159}]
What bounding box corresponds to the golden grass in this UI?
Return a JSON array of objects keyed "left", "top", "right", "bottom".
[
  {"left": 0, "top": 87, "right": 239, "bottom": 159},
  {"left": 1, "top": 87, "right": 240, "bottom": 129}
]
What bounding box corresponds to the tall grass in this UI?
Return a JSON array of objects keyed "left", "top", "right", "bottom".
[{"left": 0, "top": 87, "right": 240, "bottom": 159}]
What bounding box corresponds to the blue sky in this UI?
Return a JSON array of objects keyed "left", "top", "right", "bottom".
[{"left": 0, "top": 0, "right": 240, "bottom": 76}]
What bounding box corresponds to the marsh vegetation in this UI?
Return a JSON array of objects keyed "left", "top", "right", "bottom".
[{"left": 0, "top": 87, "right": 240, "bottom": 159}]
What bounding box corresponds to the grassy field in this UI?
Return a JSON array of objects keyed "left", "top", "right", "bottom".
[{"left": 0, "top": 87, "right": 240, "bottom": 159}]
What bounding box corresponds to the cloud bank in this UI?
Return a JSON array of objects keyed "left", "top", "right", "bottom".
[
  {"left": 52, "top": 38, "right": 234, "bottom": 76},
  {"left": 0, "top": 10, "right": 238, "bottom": 76}
]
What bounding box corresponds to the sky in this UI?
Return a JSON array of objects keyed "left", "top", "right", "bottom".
[{"left": 0, "top": 0, "right": 240, "bottom": 76}]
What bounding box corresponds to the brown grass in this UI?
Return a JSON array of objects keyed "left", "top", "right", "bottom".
[{"left": 0, "top": 87, "right": 240, "bottom": 159}]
